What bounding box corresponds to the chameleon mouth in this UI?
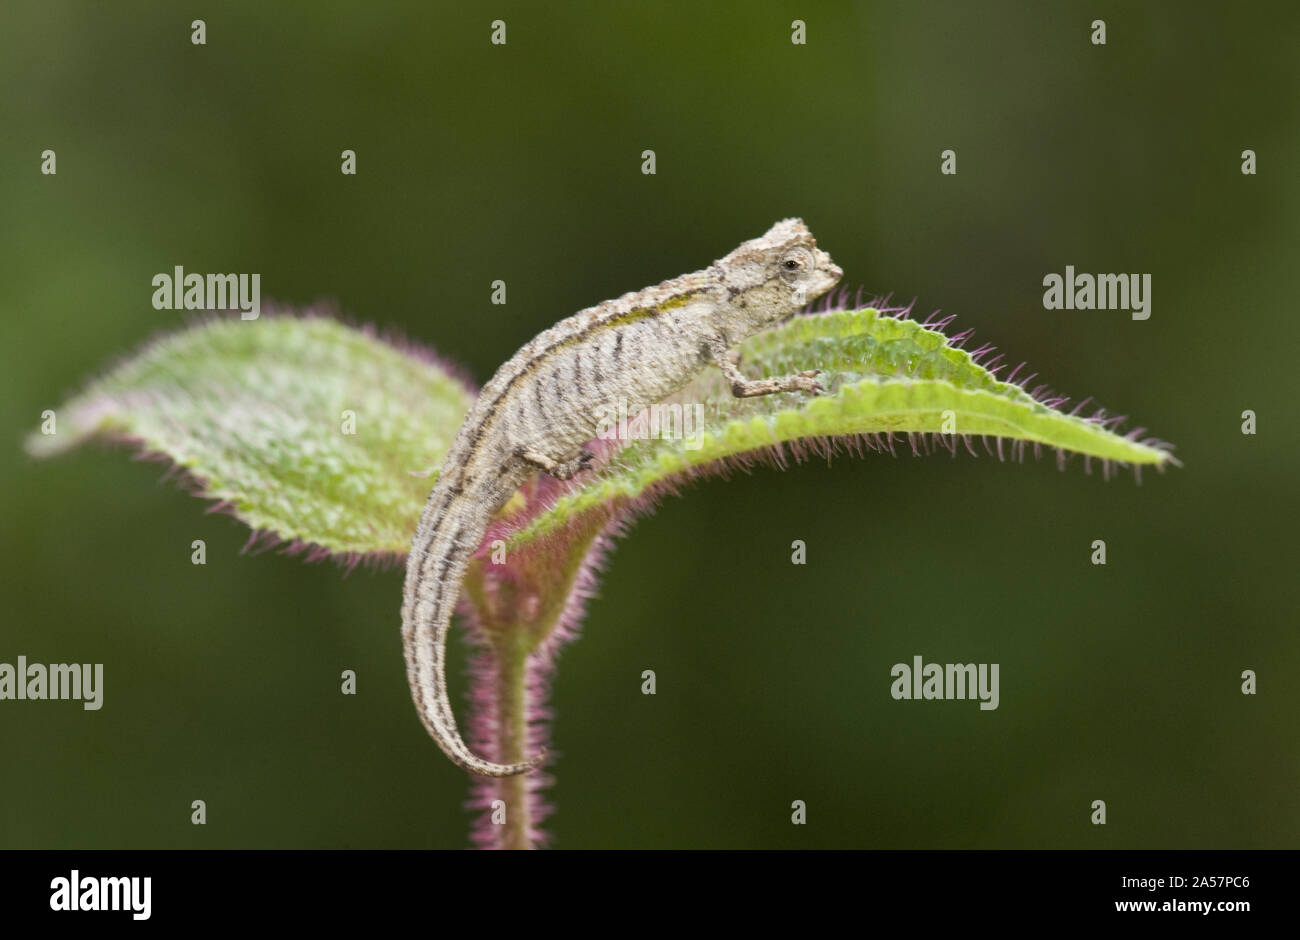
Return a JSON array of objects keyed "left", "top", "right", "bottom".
[{"left": 816, "top": 250, "right": 843, "bottom": 286}]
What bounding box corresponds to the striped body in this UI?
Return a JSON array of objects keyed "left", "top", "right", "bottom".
[{"left": 401, "top": 219, "right": 842, "bottom": 776}]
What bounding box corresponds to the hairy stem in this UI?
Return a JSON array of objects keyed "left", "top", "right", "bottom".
[
  {"left": 494, "top": 640, "right": 534, "bottom": 850},
  {"left": 464, "top": 595, "right": 555, "bottom": 850},
  {"left": 461, "top": 503, "right": 614, "bottom": 849}
]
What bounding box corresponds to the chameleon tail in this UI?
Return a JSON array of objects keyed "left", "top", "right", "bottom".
[{"left": 401, "top": 469, "right": 546, "bottom": 777}]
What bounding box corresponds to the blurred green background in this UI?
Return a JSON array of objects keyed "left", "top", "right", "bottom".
[{"left": 2, "top": 0, "right": 1296, "bottom": 848}]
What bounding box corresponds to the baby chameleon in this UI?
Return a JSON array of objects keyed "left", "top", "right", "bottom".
[{"left": 401, "top": 218, "right": 843, "bottom": 775}]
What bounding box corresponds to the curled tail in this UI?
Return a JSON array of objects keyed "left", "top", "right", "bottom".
[{"left": 401, "top": 468, "right": 546, "bottom": 777}]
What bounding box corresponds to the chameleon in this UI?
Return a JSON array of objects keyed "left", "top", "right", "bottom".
[{"left": 401, "top": 218, "right": 843, "bottom": 776}]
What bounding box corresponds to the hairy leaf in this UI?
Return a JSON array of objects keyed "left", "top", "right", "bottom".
[
  {"left": 505, "top": 304, "right": 1176, "bottom": 550},
  {"left": 26, "top": 313, "right": 474, "bottom": 558},
  {"left": 30, "top": 304, "right": 1175, "bottom": 563}
]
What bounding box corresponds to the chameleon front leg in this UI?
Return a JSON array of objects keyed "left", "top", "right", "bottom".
[
  {"left": 517, "top": 447, "right": 595, "bottom": 481},
  {"left": 707, "top": 340, "right": 824, "bottom": 398}
]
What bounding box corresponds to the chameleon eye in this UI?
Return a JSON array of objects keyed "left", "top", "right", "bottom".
[{"left": 780, "top": 248, "right": 813, "bottom": 277}]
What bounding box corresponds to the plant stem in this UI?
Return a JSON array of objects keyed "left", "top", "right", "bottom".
[
  {"left": 465, "top": 615, "right": 549, "bottom": 850},
  {"left": 494, "top": 639, "right": 534, "bottom": 850},
  {"left": 461, "top": 506, "right": 613, "bottom": 849}
]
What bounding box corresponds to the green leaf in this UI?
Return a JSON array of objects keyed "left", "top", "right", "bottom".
[
  {"left": 26, "top": 314, "right": 474, "bottom": 557},
  {"left": 506, "top": 306, "right": 1175, "bottom": 550},
  {"left": 30, "top": 306, "right": 1176, "bottom": 562}
]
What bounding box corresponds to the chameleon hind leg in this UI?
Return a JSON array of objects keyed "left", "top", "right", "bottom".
[{"left": 517, "top": 447, "right": 596, "bottom": 481}]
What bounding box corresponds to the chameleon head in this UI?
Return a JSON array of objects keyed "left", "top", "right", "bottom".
[{"left": 716, "top": 218, "right": 843, "bottom": 328}]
